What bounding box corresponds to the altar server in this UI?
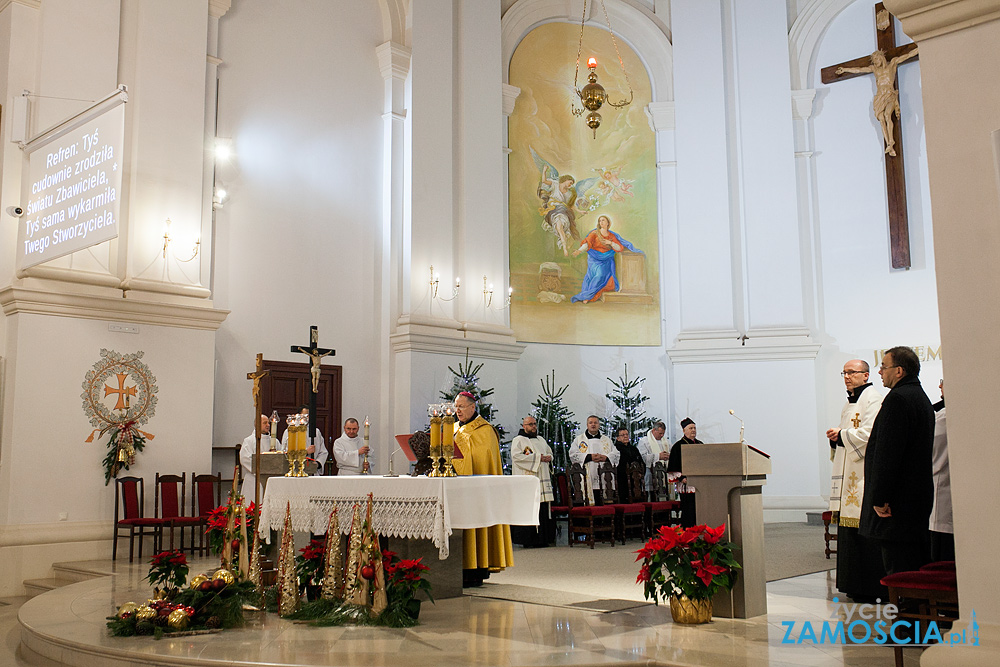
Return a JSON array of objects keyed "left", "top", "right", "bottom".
[
  {"left": 569, "top": 415, "right": 619, "bottom": 504},
  {"left": 332, "top": 418, "right": 369, "bottom": 475},
  {"left": 511, "top": 415, "right": 555, "bottom": 547},
  {"left": 240, "top": 415, "right": 272, "bottom": 502}
]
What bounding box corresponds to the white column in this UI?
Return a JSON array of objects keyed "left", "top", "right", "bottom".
[{"left": 886, "top": 1, "right": 1000, "bottom": 664}]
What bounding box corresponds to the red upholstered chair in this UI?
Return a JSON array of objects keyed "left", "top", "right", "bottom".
[
  {"left": 919, "top": 561, "right": 956, "bottom": 573},
  {"left": 607, "top": 461, "right": 646, "bottom": 544},
  {"left": 881, "top": 569, "right": 960, "bottom": 667},
  {"left": 155, "top": 473, "right": 202, "bottom": 553},
  {"left": 113, "top": 476, "right": 162, "bottom": 561},
  {"left": 822, "top": 510, "right": 838, "bottom": 558},
  {"left": 191, "top": 472, "right": 223, "bottom": 556},
  {"left": 567, "top": 463, "right": 615, "bottom": 549},
  {"left": 550, "top": 472, "right": 570, "bottom": 536},
  {"left": 644, "top": 463, "right": 679, "bottom": 536}
]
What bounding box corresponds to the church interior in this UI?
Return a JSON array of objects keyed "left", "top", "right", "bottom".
[{"left": 0, "top": 0, "right": 998, "bottom": 665}]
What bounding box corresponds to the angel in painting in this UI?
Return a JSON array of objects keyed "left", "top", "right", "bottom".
[
  {"left": 530, "top": 146, "right": 601, "bottom": 256},
  {"left": 592, "top": 165, "right": 634, "bottom": 204}
]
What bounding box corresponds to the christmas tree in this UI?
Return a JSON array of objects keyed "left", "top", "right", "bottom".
[
  {"left": 440, "top": 351, "right": 510, "bottom": 472},
  {"left": 530, "top": 370, "right": 578, "bottom": 473},
  {"left": 600, "top": 364, "right": 655, "bottom": 443}
]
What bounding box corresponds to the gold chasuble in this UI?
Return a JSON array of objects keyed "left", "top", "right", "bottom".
[{"left": 453, "top": 415, "right": 514, "bottom": 571}]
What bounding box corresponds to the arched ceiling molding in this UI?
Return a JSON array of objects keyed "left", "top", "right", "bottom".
[
  {"left": 378, "top": 0, "right": 409, "bottom": 46},
  {"left": 501, "top": 0, "right": 673, "bottom": 101},
  {"left": 788, "top": 0, "right": 855, "bottom": 90}
]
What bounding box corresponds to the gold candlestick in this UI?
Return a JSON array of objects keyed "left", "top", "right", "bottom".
[
  {"left": 442, "top": 413, "right": 457, "bottom": 476},
  {"left": 428, "top": 415, "right": 442, "bottom": 477}
]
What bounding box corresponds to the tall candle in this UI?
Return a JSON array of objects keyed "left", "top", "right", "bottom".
[
  {"left": 429, "top": 415, "right": 442, "bottom": 459},
  {"left": 364, "top": 417, "right": 370, "bottom": 441}
]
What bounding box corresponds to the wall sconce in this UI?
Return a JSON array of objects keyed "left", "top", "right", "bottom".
[
  {"left": 162, "top": 218, "right": 200, "bottom": 262},
  {"left": 483, "top": 276, "right": 512, "bottom": 310},
  {"left": 430, "top": 265, "right": 460, "bottom": 301},
  {"left": 213, "top": 187, "right": 228, "bottom": 210}
]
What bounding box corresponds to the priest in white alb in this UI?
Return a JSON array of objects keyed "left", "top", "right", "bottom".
[
  {"left": 826, "top": 358, "right": 885, "bottom": 601},
  {"left": 511, "top": 415, "right": 555, "bottom": 547},
  {"left": 240, "top": 415, "right": 272, "bottom": 502},
  {"left": 635, "top": 419, "right": 669, "bottom": 497},
  {"left": 569, "top": 415, "right": 619, "bottom": 504},
  {"left": 332, "top": 418, "right": 369, "bottom": 475}
]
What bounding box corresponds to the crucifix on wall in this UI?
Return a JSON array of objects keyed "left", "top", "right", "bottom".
[
  {"left": 821, "top": 2, "right": 918, "bottom": 270},
  {"left": 290, "top": 325, "right": 335, "bottom": 446}
]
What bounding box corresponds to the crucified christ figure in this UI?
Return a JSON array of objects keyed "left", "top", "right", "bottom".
[
  {"left": 296, "top": 347, "right": 335, "bottom": 393},
  {"left": 837, "top": 48, "right": 918, "bottom": 157}
]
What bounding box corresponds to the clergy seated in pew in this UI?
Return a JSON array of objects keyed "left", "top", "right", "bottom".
[{"left": 635, "top": 420, "right": 670, "bottom": 499}]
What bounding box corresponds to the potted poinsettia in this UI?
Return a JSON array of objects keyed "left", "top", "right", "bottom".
[
  {"left": 205, "top": 502, "right": 255, "bottom": 557},
  {"left": 295, "top": 537, "right": 326, "bottom": 600},
  {"left": 146, "top": 550, "right": 189, "bottom": 598},
  {"left": 382, "top": 549, "right": 433, "bottom": 620},
  {"left": 635, "top": 523, "right": 740, "bottom": 624}
]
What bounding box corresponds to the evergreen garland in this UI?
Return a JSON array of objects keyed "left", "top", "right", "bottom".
[
  {"left": 102, "top": 427, "right": 146, "bottom": 485},
  {"left": 440, "top": 351, "right": 510, "bottom": 473},
  {"left": 529, "top": 370, "right": 578, "bottom": 473},
  {"left": 600, "top": 364, "right": 655, "bottom": 443}
]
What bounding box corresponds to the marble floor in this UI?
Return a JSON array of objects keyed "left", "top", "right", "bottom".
[{"left": 8, "top": 555, "right": 923, "bottom": 667}]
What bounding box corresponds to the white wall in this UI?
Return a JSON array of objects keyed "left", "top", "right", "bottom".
[{"left": 212, "top": 0, "right": 385, "bottom": 451}]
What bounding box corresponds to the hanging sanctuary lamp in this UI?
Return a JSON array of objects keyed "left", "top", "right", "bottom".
[{"left": 572, "top": 0, "right": 634, "bottom": 138}]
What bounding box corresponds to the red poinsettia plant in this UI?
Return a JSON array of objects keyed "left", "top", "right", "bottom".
[
  {"left": 635, "top": 524, "right": 740, "bottom": 603},
  {"left": 295, "top": 537, "right": 327, "bottom": 587},
  {"left": 146, "top": 550, "right": 189, "bottom": 590},
  {"left": 382, "top": 549, "right": 434, "bottom": 605},
  {"left": 204, "top": 502, "right": 255, "bottom": 556}
]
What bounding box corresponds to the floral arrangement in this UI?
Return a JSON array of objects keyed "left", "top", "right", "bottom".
[
  {"left": 146, "top": 550, "right": 189, "bottom": 591},
  {"left": 205, "top": 502, "right": 255, "bottom": 556},
  {"left": 383, "top": 549, "right": 434, "bottom": 607},
  {"left": 636, "top": 524, "right": 740, "bottom": 603},
  {"left": 295, "top": 537, "right": 326, "bottom": 589}
]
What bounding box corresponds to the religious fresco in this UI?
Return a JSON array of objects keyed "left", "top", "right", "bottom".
[{"left": 508, "top": 23, "right": 660, "bottom": 346}]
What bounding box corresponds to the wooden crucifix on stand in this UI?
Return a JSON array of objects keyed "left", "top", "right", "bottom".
[
  {"left": 821, "top": 2, "right": 918, "bottom": 270},
  {"left": 290, "top": 325, "right": 336, "bottom": 454},
  {"left": 246, "top": 352, "right": 269, "bottom": 510}
]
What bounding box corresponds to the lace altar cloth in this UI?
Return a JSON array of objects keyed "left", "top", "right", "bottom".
[{"left": 258, "top": 475, "right": 540, "bottom": 559}]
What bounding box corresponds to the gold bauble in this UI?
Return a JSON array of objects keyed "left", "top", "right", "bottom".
[
  {"left": 189, "top": 574, "right": 209, "bottom": 590},
  {"left": 212, "top": 568, "right": 235, "bottom": 585},
  {"left": 166, "top": 609, "right": 190, "bottom": 630},
  {"left": 116, "top": 602, "right": 138, "bottom": 618},
  {"left": 134, "top": 605, "right": 156, "bottom": 622}
]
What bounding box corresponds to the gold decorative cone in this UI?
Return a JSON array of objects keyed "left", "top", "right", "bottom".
[
  {"left": 343, "top": 503, "right": 364, "bottom": 605},
  {"left": 669, "top": 595, "right": 713, "bottom": 624},
  {"left": 277, "top": 501, "right": 300, "bottom": 616},
  {"left": 321, "top": 508, "right": 343, "bottom": 600}
]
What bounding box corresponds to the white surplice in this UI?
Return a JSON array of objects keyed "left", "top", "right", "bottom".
[{"left": 511, "top": 434, "right": 554, "bottom": 502}]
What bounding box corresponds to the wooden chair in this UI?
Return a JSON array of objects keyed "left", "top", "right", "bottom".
[
  {"left": 644, "top": 463, "right": 679, "bottom": 536},
  {"left": 822, "top": 511, "right": 838, "bottom": 559},
  {"left": 567, "top": 463, "right": 615, "bottom": 549},
  {"left": 113, "top": 476, "right": 162, "bottom": 562},
  {"left": 881, "top": 569, "right": 959, "bottom": 667},
  {"left": 550, "top": 471, "right": 571, "bottom": 537},
  {"left": 155, "top": 473, "right": 202, "bottom": 553},
  {"left": 607, "top": 461, "right": 646, "bottom": 544},
  {"left": 191, "top": 472, "right": 223, "bottom": 556}
]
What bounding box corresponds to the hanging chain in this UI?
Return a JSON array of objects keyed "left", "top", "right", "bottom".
[
  {"left": 599, "top": 0, "right": 634, "bottom": 108},
  {"left": 573, "top": 0, "right": 589, "bottom": 95}
]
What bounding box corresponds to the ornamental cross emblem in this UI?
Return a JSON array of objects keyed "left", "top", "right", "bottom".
[
  {"left": 104, "top": 372, "right": 137, "bottom": 411},
  {"left": 845, "top": 471, "right": 861, "bottom": 507},
  {"left": 851, "top": 413, "right": 861, "bottom": 429}
]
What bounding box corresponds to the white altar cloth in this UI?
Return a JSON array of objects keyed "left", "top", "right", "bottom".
[{"left": 258, "top": 475, "right": 540, "bottom": 559}]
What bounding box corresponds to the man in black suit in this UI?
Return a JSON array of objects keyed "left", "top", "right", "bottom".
[{"left": 859, "top": 346, "right": 935, "bottom": 575}]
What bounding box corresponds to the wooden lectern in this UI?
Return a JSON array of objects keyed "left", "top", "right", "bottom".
[{"left": 683, "top": 442, "right": 771, "bottom": 618}]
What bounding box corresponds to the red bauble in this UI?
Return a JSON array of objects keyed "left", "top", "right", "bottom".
[
  {"left": 360, "top": 565, "right": 375, "bottom": 580},
  {"left": 212, "top": 579, "right": 226, "bottom": 591},
  {"left": 199, "top": 581, "right": 213, "bottom": 592}
]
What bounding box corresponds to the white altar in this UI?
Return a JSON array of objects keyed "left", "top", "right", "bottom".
[{"left": 258, "top": 475, "right": 540, "bottom": 559}]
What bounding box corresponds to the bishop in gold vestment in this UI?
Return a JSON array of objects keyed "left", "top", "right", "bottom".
[{"left": 453, "top": 392, "right": 514, "bottom": 583}]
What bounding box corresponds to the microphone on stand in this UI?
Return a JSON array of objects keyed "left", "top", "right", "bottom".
[
  {"left": 383, "top": 446, "right": 402, "bottom": 477},
  {"left": 729, "top": 409, "right": 746, "bottom": 444}
]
